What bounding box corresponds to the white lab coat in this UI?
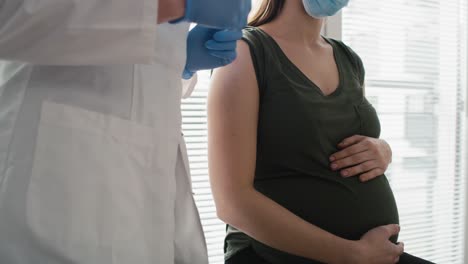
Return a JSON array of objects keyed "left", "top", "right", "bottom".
[{"left": 0, "top": 1, "right": 208, "bottom": 264}]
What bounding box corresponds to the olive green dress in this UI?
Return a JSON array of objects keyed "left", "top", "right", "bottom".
[{"left": 224, "top": 27, "right": 399, "bottom": 264}]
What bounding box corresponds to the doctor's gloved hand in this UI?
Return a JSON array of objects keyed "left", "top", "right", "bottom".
[
  {"left": 172, "top": 0, "right": 251, "bottom": 29},
  {"left": 183, "top": 25, "right": 242, "bottom": 80}
]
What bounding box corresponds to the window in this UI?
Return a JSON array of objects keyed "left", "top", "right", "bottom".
[
  {"left": 182, "top": 71, "right": 225, "bottom": 263},
  {"left": 342, "top": 0, "right": 467, "bottom": 262},
  {"left": 182, "top": 1, "right": 467, "bottom": 263}
]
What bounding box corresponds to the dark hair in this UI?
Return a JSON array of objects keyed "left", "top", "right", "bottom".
[{"left": 249, "top": 0, "right": 285, "bottom": 27}]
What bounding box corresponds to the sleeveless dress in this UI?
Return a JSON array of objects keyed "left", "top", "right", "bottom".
[{"left": 224, "top": 27, "right": 399, "bottom": 264}]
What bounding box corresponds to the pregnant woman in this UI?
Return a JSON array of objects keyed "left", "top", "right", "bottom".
[{"left": 208, "top": 0, "right": 435, "bottom": 263}]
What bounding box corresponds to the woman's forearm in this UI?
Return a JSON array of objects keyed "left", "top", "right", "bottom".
[{"left": 217, "top": 188, "right": 358, "bottom": 264}]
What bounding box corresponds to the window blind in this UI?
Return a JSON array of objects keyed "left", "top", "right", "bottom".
[
  {"left": 182, "top": 71, "right": 225, "bottom": 264},
  {"left": 341, "top": 0, "right": 467, "bottom": 262}
]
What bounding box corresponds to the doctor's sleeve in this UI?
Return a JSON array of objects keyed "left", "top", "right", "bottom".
[{"left": 0, "top": 0, "right": 159, "bottom": 65}]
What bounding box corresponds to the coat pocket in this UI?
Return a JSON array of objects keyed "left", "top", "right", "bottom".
[{"left": 26, "top": 101, "right": 172, "bottom": 264}]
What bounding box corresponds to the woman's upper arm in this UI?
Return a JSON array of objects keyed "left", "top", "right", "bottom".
[{"left": 208, "top": 40, "right": 259, "bottom": 214}]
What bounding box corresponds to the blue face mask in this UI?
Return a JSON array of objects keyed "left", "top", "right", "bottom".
[{"left": 302, "top": 0, "right": 350, "bottom": 18}]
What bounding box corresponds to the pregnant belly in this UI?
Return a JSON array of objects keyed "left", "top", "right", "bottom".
[{"left": 254, "top": 174, "right": 400, "bottom": 242}]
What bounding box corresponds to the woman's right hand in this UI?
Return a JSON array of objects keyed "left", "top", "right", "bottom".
[{"left": 348, "top": 224, "right": 404, "bottom": 264}]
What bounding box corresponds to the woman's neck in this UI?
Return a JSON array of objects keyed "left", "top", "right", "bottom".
[{"left": 260, "top": 0, "right": 325, "bottom": 47}]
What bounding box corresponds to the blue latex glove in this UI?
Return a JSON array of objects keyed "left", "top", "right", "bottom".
[
  {"left": 183, "top": 25, "right": 242, "bottom": 80},
  {"left": 172, "top": 0, "right": 251, "bottom": 30}
]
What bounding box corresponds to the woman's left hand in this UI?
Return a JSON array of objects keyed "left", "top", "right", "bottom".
[{"left": 329, "top": 135, "right": 392, "bottom": 182}]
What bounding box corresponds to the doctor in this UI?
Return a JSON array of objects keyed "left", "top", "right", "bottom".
[{"left": 0, "top": 0, "right": 250, "bottom": 263}]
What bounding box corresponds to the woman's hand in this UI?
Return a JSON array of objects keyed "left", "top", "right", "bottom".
[
  {"left": 329, "top": 135, "right": 392, "bottom": 182},
  {"left": 346, "top": 225, "right": 404, "bottom": 264}
]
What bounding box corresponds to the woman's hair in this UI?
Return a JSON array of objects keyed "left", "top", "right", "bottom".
[{"left": 248, "top": 0, "right": 285, "bottom": 27}]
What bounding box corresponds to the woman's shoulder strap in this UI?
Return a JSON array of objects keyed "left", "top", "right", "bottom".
[{"left": 241, "top": 27, "right": 271, "bottom": 95}]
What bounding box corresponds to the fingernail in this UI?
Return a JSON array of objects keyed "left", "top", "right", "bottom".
[
  {"left": 341, "top": 170, "right": 348, "bottom": 177},
  {"left": 329, "top": 156, "right": 335, "bottom": 162},
  {"left": 331, "top": 163, "right": 338, "bottom": 170}
]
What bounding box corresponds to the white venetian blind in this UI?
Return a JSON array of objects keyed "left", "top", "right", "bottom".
[
  {"left": 182, "top": 71, "right": 225, "bottom": 264},
  {"left": 342, "top": 0, "right": 467, "bottom": 263}
]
